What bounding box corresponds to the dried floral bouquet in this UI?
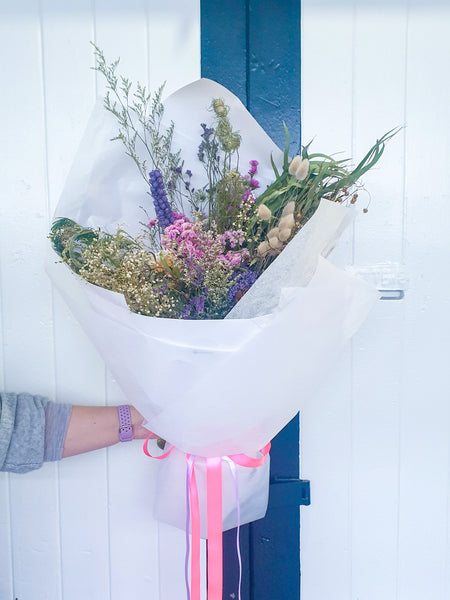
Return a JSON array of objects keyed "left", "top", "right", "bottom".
[{"left": 50, "top": 44, "right": 396, "bottom": 320}]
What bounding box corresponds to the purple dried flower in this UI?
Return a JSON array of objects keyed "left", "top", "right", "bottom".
[
  {"left": 149, "top": 169, "right": 175, "bottom": 230},
  {"left": 242, "top": 189, "right": 255, "bottom": 203},
  {"left": 249, "top": 160, "right": 259, "bottom": 176},
  {"left": 227, "top": 268, "right": 259, "bottom": 305},
  {"left": 192, "top": 296, "right": 205, "bottom": 313},
  {"left": 181, "top": 295, "right": 206, "bottom": 318},
  {"left": 154, "top": 281, "right": 168, "bottom": 294}
]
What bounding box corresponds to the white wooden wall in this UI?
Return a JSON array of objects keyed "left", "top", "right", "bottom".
[
  {"left": 300, "top": 1, "right": 450, "bottom": 599},
  {"left": 1, "top": 1, "right": 450, "bottom": 600},
  {"left": 0, "top": 2, "right": 200, "bottom": 599}
]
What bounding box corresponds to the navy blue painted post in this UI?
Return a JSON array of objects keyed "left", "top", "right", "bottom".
[{"left": 201, "top": 2, "right": 310, "bottom": 599}]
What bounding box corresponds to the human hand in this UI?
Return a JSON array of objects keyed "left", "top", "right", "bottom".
[{"left": 129, "top": 406, "right": 159, "bottom": 440}]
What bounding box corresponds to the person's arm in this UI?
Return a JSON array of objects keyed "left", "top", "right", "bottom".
[
  {"left": 62, "top": 404, "right": 151, "bottom": 458},
  {"left": 0, "top": 392, "right": 49, "bottom": 473},
  {"left": 1, "top": 392, "right": 153, "bottom": 473}
]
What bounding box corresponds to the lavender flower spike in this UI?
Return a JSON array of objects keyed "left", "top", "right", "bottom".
[{"left": 149, "top": 169, "right": 175, "bottom": 230}]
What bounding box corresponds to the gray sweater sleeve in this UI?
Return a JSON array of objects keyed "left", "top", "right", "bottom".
[{"left": 0, "top": 392, "right": 72, "bottom": 474}]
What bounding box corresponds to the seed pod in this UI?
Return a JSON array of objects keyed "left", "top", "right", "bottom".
[
  {"left": 278, "top": 228, "right": 292, "bottom": 242},
  {"left": 289, "top": 155, "right": 303, "bottom": 176},
  {"left": 257, "top": 240, "right": 270, "bottom": 256},
  {"left": 257, "top": 204, "right": 272, "bottom": 221},
  {"left": 227, "top": 133, "right": 241, "bottom": 151},
  {"left": 294, "top": 158, "right": 309, "bottom": 181},
  {"left": 279, "top": 213, "right": 295, "bottom": 230},
  {"left": 267, "top": 227, "right": 280, "bottom": 239},
  {"left": 268, "top": 236, "right": 283, "bottom": 249},
  {"left": 281, "top": 201, "right": 295, "bottom": 216},
  {"left": 212, "top": 98, "right": 227, "bottom": 116}
]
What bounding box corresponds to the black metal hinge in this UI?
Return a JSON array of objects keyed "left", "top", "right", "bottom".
[{"left": 268, "top": 478, "right": 311, "bottom": 509}]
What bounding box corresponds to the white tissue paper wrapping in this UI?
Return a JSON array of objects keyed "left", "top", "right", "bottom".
[{"left": 47, "top": 79, "right": 378, "bottom": 536}]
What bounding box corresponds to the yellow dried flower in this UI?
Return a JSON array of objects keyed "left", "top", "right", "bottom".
[{"left": 267, "top": 227, "right": 280, "bottom": 239}]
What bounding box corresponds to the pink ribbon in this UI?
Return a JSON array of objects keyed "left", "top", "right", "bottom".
[
  {"left": 206, "top": 457, "right": 223, "bottom": 600},
  {"left": 187, "top": 454, "right": 201, "bottom": 600},
  {"left": 142, "top": 436, "right": 174, "bottom": 460},
  {"left": 143, "top": 434, "right": 271, "bottom": 600}
]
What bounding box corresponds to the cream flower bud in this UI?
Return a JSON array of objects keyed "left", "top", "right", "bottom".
[
  {"left": 212, "top": 98, "right": 227, "bottom": 116},
  {"left": 281, "top": 201, "right": 295, "bottom": 216},
  {"left": 257, "top": 204, "right": 272, "bottom": 221},
  {"left": 268, "top": 236, "right": 283, "bottom": 249},
  {"left": 278, "top": 214, "right": 295, "bottom": 230},
  {"left": 278, "top": 228, "right": 292, "bottom": 242},
  {"left": 295, "top": 158, "right": 309, "bottom": 181},
  {"left": 289, "top": 156, "right": 310, "bottom": 181},
  {"left": 257, "top": 240, "right": 270, "bottom": 256},
  {"left": 267, "top": 227, "right": 280, "bottom": 239},
  {"left": 289, "top": 155, "right": 302, "bottom": 176}
]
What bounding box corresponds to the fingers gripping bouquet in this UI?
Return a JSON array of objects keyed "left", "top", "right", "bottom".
[{"left": 47, "top": 46, "right": 394, "bottom": 598}]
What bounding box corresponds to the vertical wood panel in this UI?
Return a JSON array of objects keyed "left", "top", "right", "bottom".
[
  {"left": 0, "top": 220, "right": 12, "bottom": 599},
  {"left": 247, "top": 0, "right": 301, "bottom": 150},
  {"left": 40, "top": 3, "right": 112, "bottom": 598},
  {"left": 0, "top": 477, "right": 13, "bottom": 600},
  {"left": 300, "top": 3, "right": 354, "bottom": 599},
  {"left": 350, "top": 301, "right": 403, "bottom": 600},
  {"left": 398, "top": 4, "right": 450, "bottom": 599},
  {"left": 350, "top": 5, "right": 407, "bottom": 600},
  {"left": 299, "top": 358, "right": 353, "bottom": 600},
  {"left": 200, "top": 0, "right": 248, "bottom": 104},
  {"left": 147, "top": 0, "right": 201, "bottom": 94},
  {"left": 0, "top": 3, "right": 62, "bottom": 598},
  {"left": 352, "top": 6, "right": 407, "bottom": 264}
]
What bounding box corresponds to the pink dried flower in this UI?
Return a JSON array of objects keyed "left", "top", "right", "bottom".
[{"left": 220, "top": 229, "right": 245, "bottom": 249}]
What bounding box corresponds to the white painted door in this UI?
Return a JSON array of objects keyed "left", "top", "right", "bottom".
[{"left": 300, "top": 1, "right": 450, "bottom": 599}]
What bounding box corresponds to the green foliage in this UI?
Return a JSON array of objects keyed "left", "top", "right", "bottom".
[{"left": 255, "top": 127, "right": 400, "bottom": 226}]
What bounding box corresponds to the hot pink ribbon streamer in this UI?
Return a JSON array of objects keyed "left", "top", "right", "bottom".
[
  {"left": 188, "top": 454, "right": 201, "bottom": 600},
  {"left": 206, "top": 457, "right": 223, "bottom": 600}
]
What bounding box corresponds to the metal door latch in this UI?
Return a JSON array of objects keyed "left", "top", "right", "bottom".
[{"left": 347, "top": 263, "right": 406, "bottom": 300}]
